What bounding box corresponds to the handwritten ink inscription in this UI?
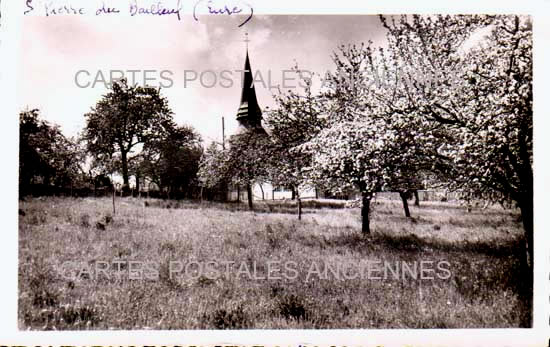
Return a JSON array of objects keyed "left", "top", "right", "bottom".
[
  {"left": 193, "top": 0, "right": 253, "bottom": 27},
  {"left": 24, "top": 0, "right": 34, "bottom": 15},
  {"left": 129, "top": 0, "right": 182, "bottom": 20},
  {"left": 24, "top": 0, "right": 90, "bottom": 16},
  {"left": 23, "top": 0, "right": 253, "bottom": 26},
  {"left": 24, "top": 1, "right": 85, "bottom": 16},
  {"left": 95, "top": 2, "right": 120, "bottom": 15}
]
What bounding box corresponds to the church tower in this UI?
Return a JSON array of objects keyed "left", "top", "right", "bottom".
[{"left": 235, "top": 43, "right": 266, "bottom": 135}]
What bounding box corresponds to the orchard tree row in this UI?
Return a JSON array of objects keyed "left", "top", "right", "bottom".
[
  {"left": 20, "top": 81, "right": 203, "bottom": 199},
  {"left": 198, "top": 15, "right": 532, "bottom": 265}
]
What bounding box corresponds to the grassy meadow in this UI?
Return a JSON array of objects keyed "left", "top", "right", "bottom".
[{"left": 18, "top": 196, "right": 531, "bottom": 330}]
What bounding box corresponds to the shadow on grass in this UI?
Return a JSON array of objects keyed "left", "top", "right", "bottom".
[
  {"left": 323, "top": 229, "right": 532, "bottom": 327},
  {"left": 142, "top": 199, "right": 343, "bottom": 215},
  {"left": 326, "top": 228, "right": 526, "bottom": 259},
  {"left": 413, "top": 201, "right": 520, "bottom": 215}
]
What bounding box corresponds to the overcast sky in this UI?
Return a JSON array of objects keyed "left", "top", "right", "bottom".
[{"left": 18, "top": 14, "right": 387, "bottom": 144}]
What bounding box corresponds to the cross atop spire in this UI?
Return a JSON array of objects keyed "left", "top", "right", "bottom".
[{"left": 244, "top": 32, "right": 250, "bottom": 51}]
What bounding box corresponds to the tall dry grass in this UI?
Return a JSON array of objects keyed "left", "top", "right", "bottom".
[{"left": 18, "top": 196, "right": 530, "bottom": 329}]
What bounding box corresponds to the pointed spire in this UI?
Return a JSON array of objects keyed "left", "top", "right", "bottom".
[{"left": 235, "top": 35, "right": 264, "bottom": 133}]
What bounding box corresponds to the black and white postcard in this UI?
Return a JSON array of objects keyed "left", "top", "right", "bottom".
[{"left": 1, "top": 0, "right": 549, "bottom": 346}]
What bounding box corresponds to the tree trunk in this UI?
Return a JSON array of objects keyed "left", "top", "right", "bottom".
[
  {"left": 246, "top": 183, "right": 253, "bottom": 210},
  {"left": 399, "top": 191, "right": 411, "bottom": 217},
  {"left": 517, "top": 190, "right": 533, "bottom": 328},
  {"left": 259, "top": 183, "right": 265, "bottom": 200},
  {"left": 315, "top": 187, "right": 319, "bottom": 199},
  {"left": 518, "top": 193, "right": 533, "bottom": 268},
  {"left": 296, "top": 187, "right": 302, "bottom": 221},
  {"left": 112, "top": 184, "right": 116, "bottom": 215},
  {"left": 120, "top": 149, "right": 130, "bottom": 194},
  {"left": 291, "top": 187, "right": 296, "bottom": 200},
  {"left": 135, "top": 171, "right": 140, "bottom": 196},
  {"left": 361, "top": 191, "right": 371, "bottom": 234},
  {"left": 237, "top": 186, "right": 240, "bottom": 202},
  {"left": 414, "top": 190, "right": 420, "bottom": 206}
]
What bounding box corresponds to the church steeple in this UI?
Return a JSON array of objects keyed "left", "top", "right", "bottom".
[{"left": 235, "top": 37, "right": 265, "bottom": 134}]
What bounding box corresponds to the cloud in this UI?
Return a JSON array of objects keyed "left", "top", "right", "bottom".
[{"left": 18, "top": 15, "right": 386, "bottom": 143}]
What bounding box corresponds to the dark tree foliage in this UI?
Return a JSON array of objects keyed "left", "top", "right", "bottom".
[
  {"left": 82, "top": 79, "right": 174, "bottom": 192},
  {"left": 19, "top": 109, "right": 83, "bottom": 197},
  {"left": 140, "top": 125, "right": 202, "bottom": 199}
]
